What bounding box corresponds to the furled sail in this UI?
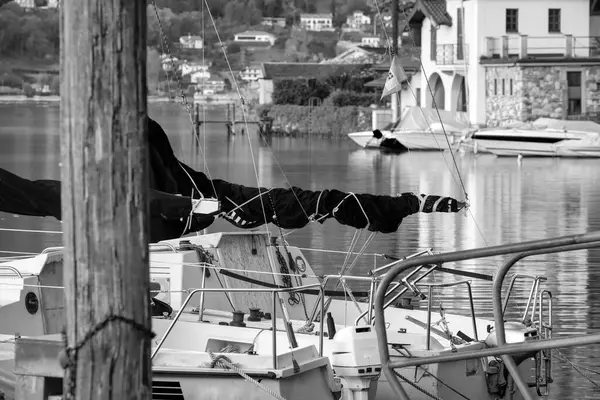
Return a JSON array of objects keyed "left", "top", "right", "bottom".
[{"left": 0, "top": 118, "right": 466, "bottom": 242}]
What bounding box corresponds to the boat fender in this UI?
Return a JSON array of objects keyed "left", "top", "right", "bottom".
[
  {"left": 372, "top": 129, "right": 383, "bottom": 139},
  {"left": 326, "top": 312, "right": 336, "bottom": 340}
]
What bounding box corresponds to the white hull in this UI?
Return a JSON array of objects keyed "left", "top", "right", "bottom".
[
  {"left": 472, "top": 122, "right": 600, "bottom": 158},
  {"left": 393, "top": 131, "right": 460, "bottom": 150},
  {"left": 347, "top": 131, "right": 388, "bottom": 149}
]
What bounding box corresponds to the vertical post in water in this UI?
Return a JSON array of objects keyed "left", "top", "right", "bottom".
[{"left": 60, "top": 1, "right": 152, "bottom": 399}]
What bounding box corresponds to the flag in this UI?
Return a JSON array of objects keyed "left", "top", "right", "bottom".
[{"left": 381, "top": 55, "right": 408, "bottom": 100}]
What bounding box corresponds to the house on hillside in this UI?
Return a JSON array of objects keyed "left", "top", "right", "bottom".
[
  {"left": 181, "top": 62, "right": 210, "bottom": 77},
  {"left": 241, "top": 65, "right": 264, "bottom": 81},
  {"left": 361, "top": 36, "right": 382, "bottom": 47},
  {"left": 160, "top": 55, "right": 180, "bottom": 72},
  {"left": 14, "top": 0, "right": 35, "bottom": 8},
  {"left": 234, "top": 31, "right": 277, "bottom": 46},
  {"left": 261, "top": 17, "right": 286, "bottom": 28},
  {"left": 179, "top": 34, "right": 204, "bottom": 49},
  {"left": 400, "top": 0, "right": 600, "bottom": 127},
  {"left": 258, "top": 62, "right": 371, "bottom": 104},
  {"left": 346, "top": 11, "right": 372, "bottom": 31},
  {"left": 300, "top": 14, "right": 334, "bottom": 31},
  {"left": 190, "top": 70, "right": 212, "bottom": 84},
  {"left": 322, "top": 47, "right": 387, "bottom": 64}
]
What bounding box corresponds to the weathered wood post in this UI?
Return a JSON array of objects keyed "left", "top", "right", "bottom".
[{"left": 60, "top": 1, "right": 152, "bottom": 399}]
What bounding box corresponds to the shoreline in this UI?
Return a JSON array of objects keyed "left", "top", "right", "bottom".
[{"left": 0, "top": 95, "right": 175, "bottom": 104}]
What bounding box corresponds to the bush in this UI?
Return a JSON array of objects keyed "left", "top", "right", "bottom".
[
  {"left": 23, "top": 84, "right": 35, "bottom": 97},
  {"left": 272, "top": 78, "right": 331, "bottom": 105},
  {"left": 257, "top": 104, "right": 372, "bottom": 137},
  {"left": 226, "top": 42, "right": 241, "bottom": 54},
  {"left": 326, "top": 91, "right": 380, "bottom": 107},
  {"left": 0, "top": 72, "right": 24, "bottom": 89}
]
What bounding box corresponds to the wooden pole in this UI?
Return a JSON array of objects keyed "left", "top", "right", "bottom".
[{"left": 60, "top": 1, "right": 152, "bottom": 399}]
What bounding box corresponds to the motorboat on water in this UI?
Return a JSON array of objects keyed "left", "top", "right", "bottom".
[
  {"left": 347, "top": 107, "right": 474, "bottom": 151},
  {"left": 347, "top": 125, "right": 406, "bottom": 151},
  {"left": 0, "top": 230, "right": 561, "bottom": 400},
  {"left": 469, "top": 118, "right": 600, "bottom": 157}
]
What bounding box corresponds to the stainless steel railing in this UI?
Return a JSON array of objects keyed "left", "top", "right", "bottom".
[{"left": 373, "top": 230, "right": 600, "bottom": 400}]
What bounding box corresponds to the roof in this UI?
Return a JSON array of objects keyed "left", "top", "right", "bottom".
[
  {"left": 261, "top": 62, "right": 372, "bottom": 80},
  {"left": 235, "top": 31, "right": 275, "bottom": 37},
  {"left": 401, "top": 0, "right": 452, "bottom": 31},
  {"left": 181, "top": 35, "right": 203, "bottom": 41}
]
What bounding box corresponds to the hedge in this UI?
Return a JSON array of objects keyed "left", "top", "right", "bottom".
[
  {"left": 324, "top": 91, "right": 381, "bottom": 107},
  {"left": 257, "top": 104, "right": 372, "bottom": 137},
  {"left": 272, "top": 71, "right": 379, "bottom": 106}
]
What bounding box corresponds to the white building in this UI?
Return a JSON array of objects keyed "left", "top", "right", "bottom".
[
  {"left": 181, "top": 63, "right": 210, "bottom": 78},
  {"left": 14, "top": 0, "right": 35, "bottom": 8},
  {"left": 190, "top": 70, "right": 212, "bottom": 84},
  {"left": 234, "top": 31, "right": 276, "bottom": 46},
  {"left": 361, "top": 36, "right": 382, "bottom": 47},
  {"left": 179, "top": 34, "right": 204, "bottom": 49},
  {"left": 240, "top": 66, "right": 264, "bottom": 81},
  {"left": 159, "top": 55, "right": 179, "bottom": 72},
  {"left": 261, "top": 17, "right": 286, "bottom": 28},
  {"left": 346, "top": 11, "right": 372, "bottom": 30},
  {"left": 300, "top": 14, "right": 333, "bottom": 31},
  {"left": 400, "top": 0, "right": 594, "bottom": 126}
]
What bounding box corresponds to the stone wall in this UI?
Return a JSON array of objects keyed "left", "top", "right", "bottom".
[
  {"left": 485, "top": 64, "right": 600, "bottom": 127},
  {"left": 484, "top": 66, "right": 524, "bottom": 127},
  {"left": 585, "top": 66, "right": 600, "bottom": 112},
  {"left": 520, "top": 66, "right": 565, "bottom": 121}
]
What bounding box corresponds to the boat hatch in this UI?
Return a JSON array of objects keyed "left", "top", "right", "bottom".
[{"left": 152, "top": 380, "right": 184, "bottom": 400}]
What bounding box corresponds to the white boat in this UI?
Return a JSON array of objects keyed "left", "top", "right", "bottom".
[
  {"left": 470, "top": 118, "right": 600, "bottom": 157},
  {"left": 0, "top": 231, "right": 560, "bottom": 400},
  {"left": 347, "top": 107, "right": 473, "bottom": 152},
  {"left": 347, "top": 126, "right": 406, "bottom": 151},
  {"left": 390, "top": 107, "right": 473, "bottom": 151}
]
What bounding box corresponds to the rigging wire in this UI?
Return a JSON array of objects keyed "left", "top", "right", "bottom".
[
  {"left": 150, "top": 0, "right": 218, "bottom": 201},
  {"left": 371, "top": 0, "right": 489, "bottom": 246},
  {"left": 201, "top": 0, "right": 312, "bottom": 229}
]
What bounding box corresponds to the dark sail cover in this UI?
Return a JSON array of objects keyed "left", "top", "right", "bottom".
[{"left": 0, "top": 118, "right": 465, "bottom": 241}]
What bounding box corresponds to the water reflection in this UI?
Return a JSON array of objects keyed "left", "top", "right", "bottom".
[{"left": 1, "top": 103, "right": 600, "bottom": 398}]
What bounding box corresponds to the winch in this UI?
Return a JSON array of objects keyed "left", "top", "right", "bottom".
[{"left": 330, "top": 326, "right": 381, "bottom": 400}]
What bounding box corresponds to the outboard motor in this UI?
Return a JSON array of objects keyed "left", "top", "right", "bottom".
[
  {"left": 484, "top": 321, "right": 539, "bottom": 395},
  {"left": 330, "top": 326, "right": 381, "bottom": 400},
  {"left": 484, "top": 321, "right": 539, "bottom": 364}
]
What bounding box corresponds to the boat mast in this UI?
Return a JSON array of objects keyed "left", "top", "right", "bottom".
[
  {"left": 461, "top": 0, "right": 471, "bottom": 127},
  {"left": 391, "top": 0, "right": 400, "bottom": 122},
  {"left": 60, "top": 1, "right": 153, "bottom": 398}
]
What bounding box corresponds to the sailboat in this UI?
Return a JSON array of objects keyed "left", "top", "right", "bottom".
[{"left": 1, "top": 2, "right": 597, "bottom": 400}]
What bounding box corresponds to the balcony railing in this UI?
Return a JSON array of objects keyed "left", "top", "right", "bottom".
[
  {"left": 484, "top": 35, "right": 600, "bottom": 59},
  {"left": 436, "top": 44, "right": 469, "bottom": 65}
]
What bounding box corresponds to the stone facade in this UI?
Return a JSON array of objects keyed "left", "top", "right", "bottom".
[
  {"left": 484, "top": 64, "right": 600, "bottom": 127},
  {"left": 485, "top": 66, "right": 524, "bottom": 126}
]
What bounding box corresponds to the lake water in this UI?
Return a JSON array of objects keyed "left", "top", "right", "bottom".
[{"left": 1, "top": 102, "right": 599, "bottom": 399}]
